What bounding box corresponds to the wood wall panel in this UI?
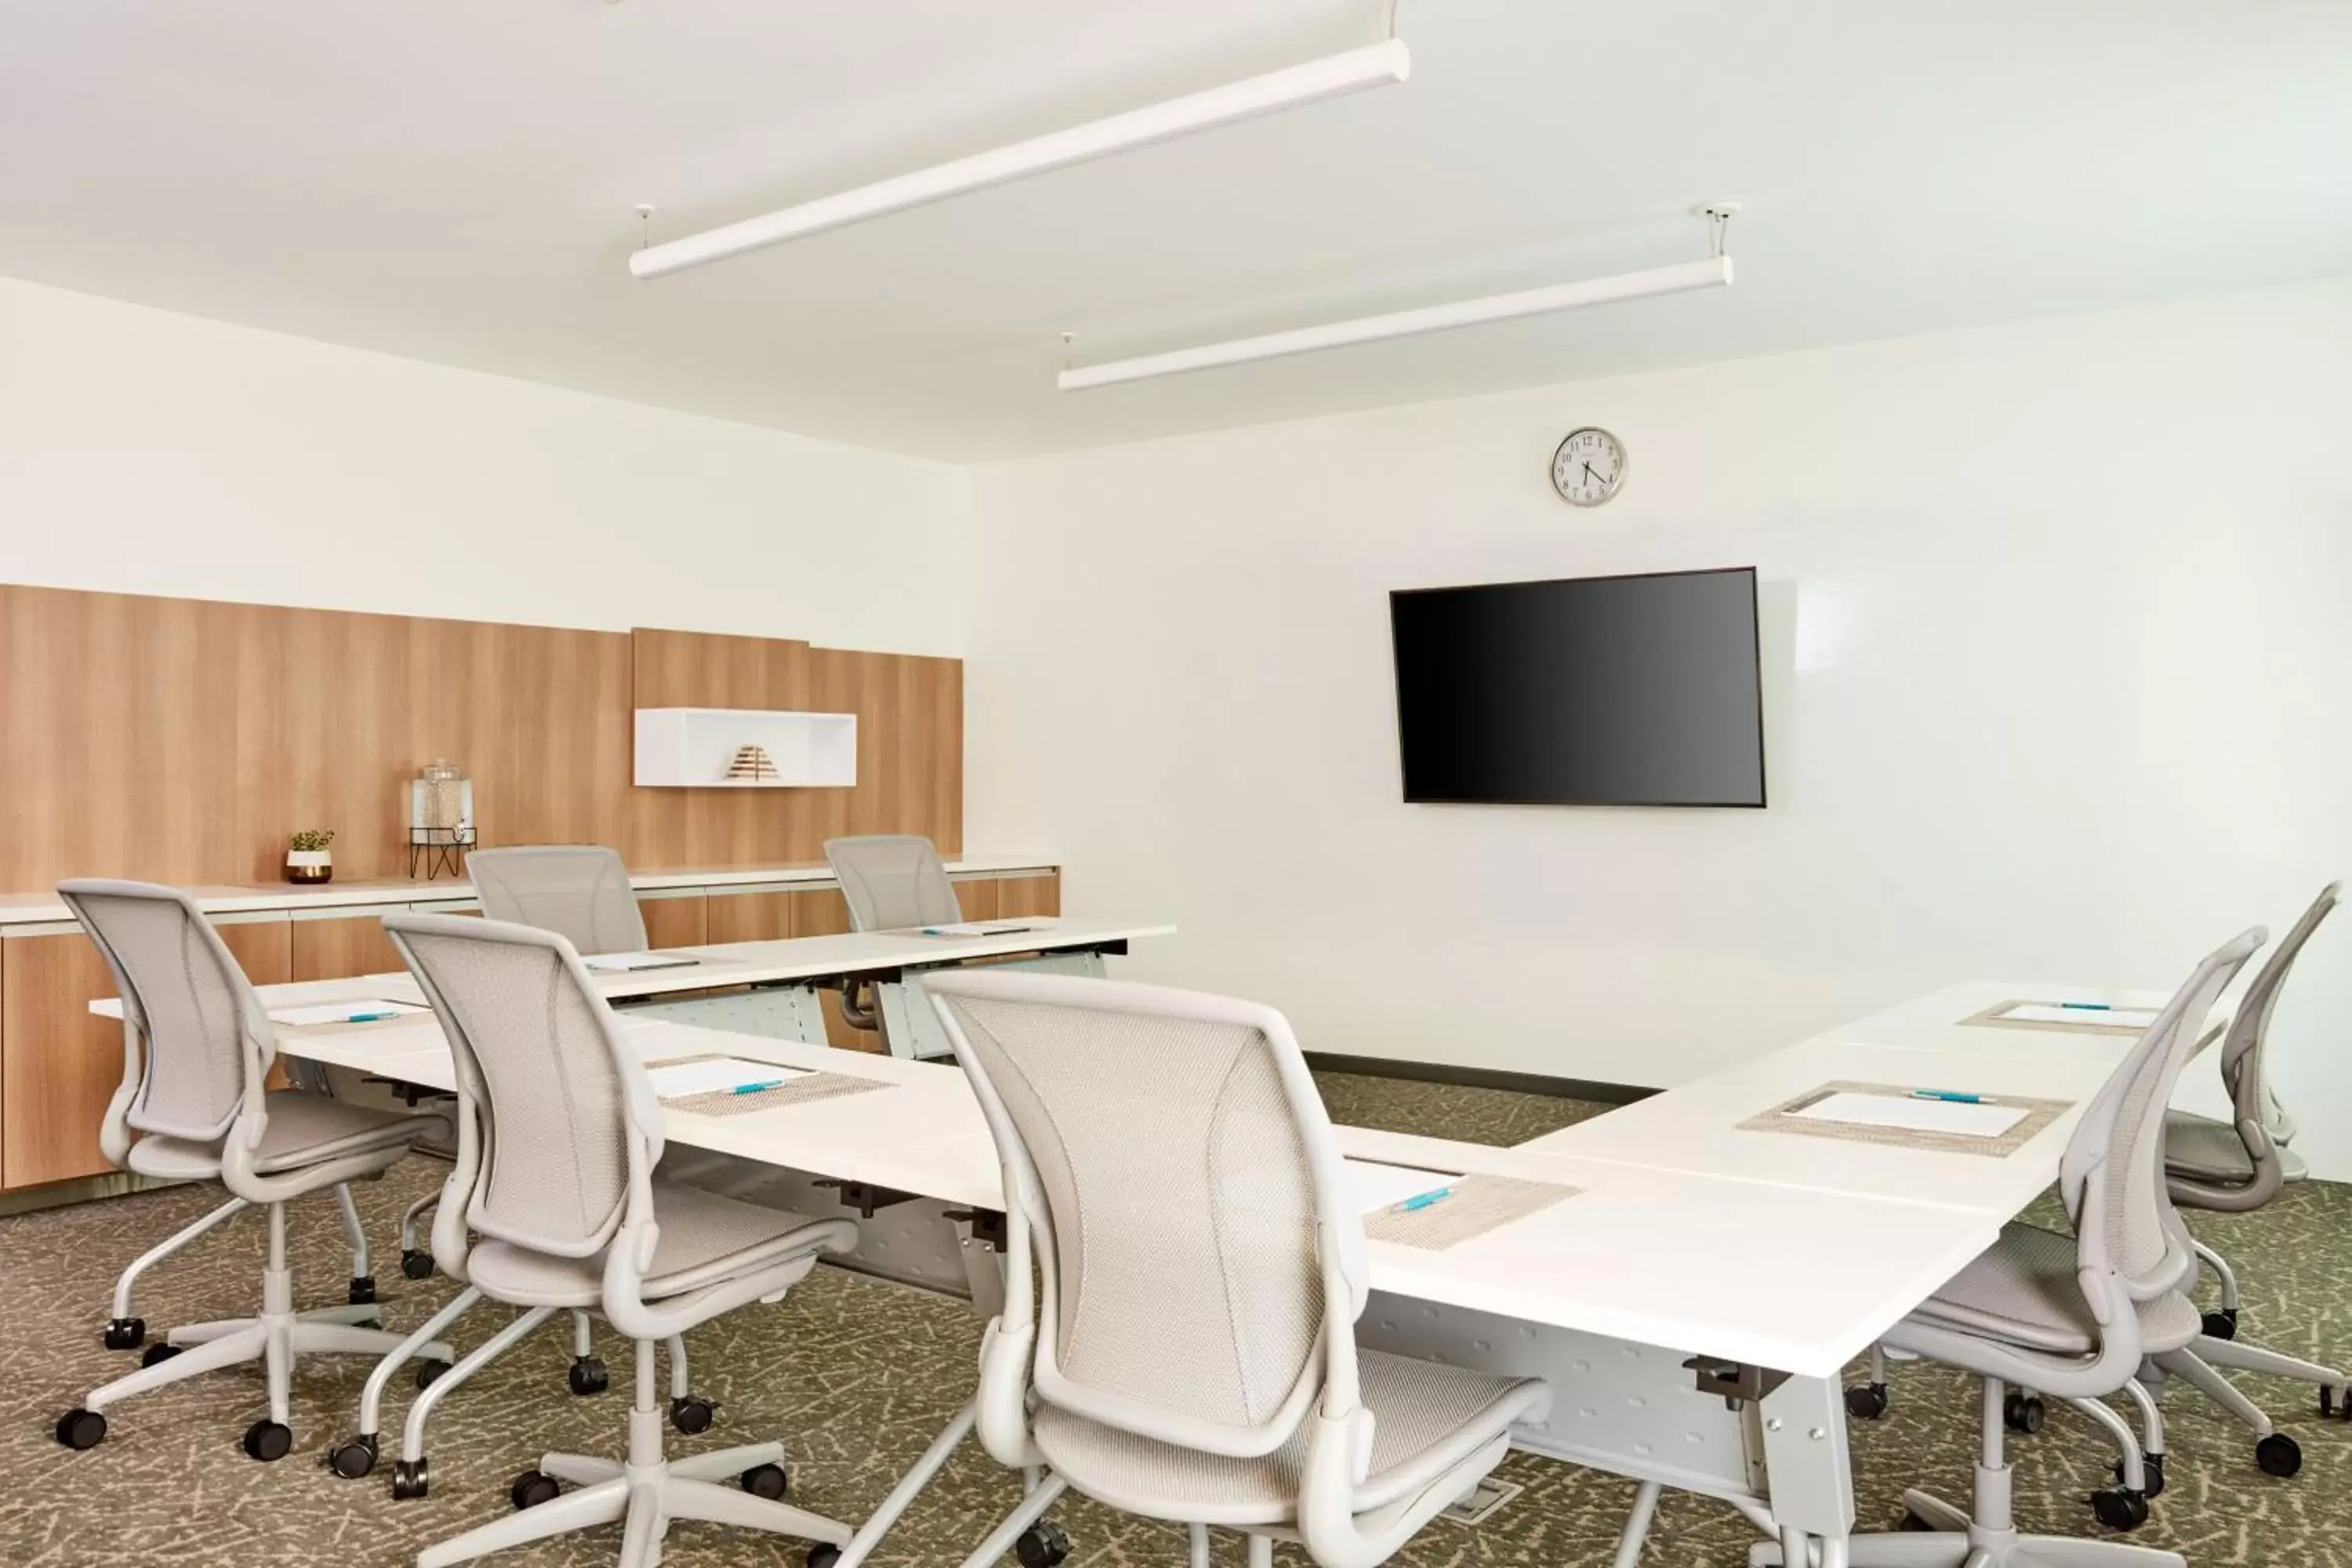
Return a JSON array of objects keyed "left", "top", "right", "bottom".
[{"left": 0, "top": 584, "right": 961, "bottom": 891}]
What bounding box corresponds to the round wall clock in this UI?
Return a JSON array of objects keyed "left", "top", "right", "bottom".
[{"left": 1551, "top": 427, "right": 1626, "bottom": 506}]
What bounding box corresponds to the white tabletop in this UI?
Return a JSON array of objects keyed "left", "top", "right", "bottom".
[
  {"left": 257, "top": 1016, "right": 2002, "bottom": 1378},
  {"left": 89, "top": 917, "right": 1174, "bottom": 1018}
]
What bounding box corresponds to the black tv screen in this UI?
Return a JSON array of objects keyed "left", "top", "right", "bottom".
[{"left": 1389, "top": 566, "right": 1765, "bottom": 808}]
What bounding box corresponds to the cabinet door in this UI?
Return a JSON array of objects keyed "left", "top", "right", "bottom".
[
  {"left": 990, "top": 874, "right": 1062, "bottom": 920},
  {"left": 289, "top": 910, "right": 405, "bottom": 982},
  {"left": 785, "top": 889, "right": 881, "bottom": 1051},
  {"left": 1, "top": 916, "right": 289, "bottom": 1191},
  {"left": 705, "top": 888, "right": 794, "bottom": 946},
  {"left": 637, "top": 892, "right": 707, "bottom": 949}
]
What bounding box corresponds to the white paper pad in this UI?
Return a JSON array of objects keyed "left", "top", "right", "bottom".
[
  {"left": 582, "top": 952, "right": 700, "bottom": 974},
  {"left": 1345, "top": 1158, "right": 1459, "bottom": 1214},
  {"left": 1791, "top": 1091, "right": 2029, "bottom": 1138},
  {"left": 269, "top": 1000, "right": 426, "bottom": 1027},
  {"left": 1997, "top": 1004, "right": 2158, "bottom": 1029},
  {"left": 645, "top": 1058, "right": 811, "bottom": 1098}
]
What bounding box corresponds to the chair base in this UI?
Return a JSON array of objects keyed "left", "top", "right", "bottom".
[
  {"left": 78, "top": 1311, "right": 443, "bottom": 1427},
  {"left": 1750, "top": 1489, "right": 2185, "bottom": 1566},
  {"left": 419, "top": 1439, "right": 849, "bottom": 1568}
]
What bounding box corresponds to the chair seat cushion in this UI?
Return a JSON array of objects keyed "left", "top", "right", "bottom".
[
  {"left": 2163, "top": 1110, "right": 2259, "bottom": 1183},
  {"left": 1904, "top": 1221, "right": 2200, "bottom": 1357},
  {"left": 1031, "top": 1349, "right": 1544, "bottom": 1528},
  {"left": 127, "top": 1091, "right": 445, "bottom": 1180},
  {"left": 465, "top": 1181, "right": 829, "bottom": 1308}
]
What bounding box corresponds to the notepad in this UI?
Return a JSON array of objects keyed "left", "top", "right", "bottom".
[
  {"left": 581, "top": 952, "right": 699, "bottom": 974},
  {"left": 1345, "top": 1158, "right": 1461, "bottom": 1215},
  {"left": 644, "top": 1058, "right": 811, "bottom": 1099},
  {"left": 1790, "top": 1091, "right": 2030, "bottom": 1138},
  {"left": 269, "top": 1000, "right": 426, "bottom": 1027},
  {"left": 1996, "top": 1004, "right": 2158, "bottom": 1029}
]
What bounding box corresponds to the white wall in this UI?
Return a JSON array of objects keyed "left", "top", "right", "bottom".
[
  {"left": 0, "top": 275, "right": 966, "bottom": 654},
  {"left": 964, "top": 278, "right": 2352, "bottom": 1177}
]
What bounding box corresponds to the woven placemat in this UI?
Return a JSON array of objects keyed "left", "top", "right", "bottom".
[
  {"left": 652, "top": 1054, "right": 893, "bottom": 1117},
  {"left": 1961, "top": 1000, "right": 2151, "bottom": 1037},
  {"left": 1363, "top": 1174, "right": 1579, "bottom": 1251},
  {"left": 1740, "top": 1080, "right": 2074, "bottom": 1157}
]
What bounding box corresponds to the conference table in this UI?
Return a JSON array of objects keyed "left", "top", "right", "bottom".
[{"left": 99, "top": 967, "right": 2215, "bottom": 1567}]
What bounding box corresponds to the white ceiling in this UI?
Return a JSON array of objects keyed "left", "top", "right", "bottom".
[{"left": 6, "top": 1, "right": 2349, "bottom": 462}]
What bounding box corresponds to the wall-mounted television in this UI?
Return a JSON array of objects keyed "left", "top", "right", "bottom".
[{"left": 1388, "top": 566, "right": 1766, "bottom": 808}]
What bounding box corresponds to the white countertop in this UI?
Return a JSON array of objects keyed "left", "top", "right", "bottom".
[{"left": 0, "top": 852, "right": 1061, "bottom": 927}]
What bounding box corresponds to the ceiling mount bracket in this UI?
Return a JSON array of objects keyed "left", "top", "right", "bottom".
[{"left": 1696, "top": 202, "right": 1740, "bottom": 259}]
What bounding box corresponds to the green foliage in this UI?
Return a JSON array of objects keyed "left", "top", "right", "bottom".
[{"left": 289, "top": 829, "right": 336, "bottom": 852}]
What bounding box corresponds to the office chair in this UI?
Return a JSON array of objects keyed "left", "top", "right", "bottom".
[
  {"left": 383, "top": 913, "right": 859, "bottom": 1567},
  {"left": 466, "top": 844, "right": 650, "bottom": 954},
  {"left": 1770, "top": 927, "right": 2265, "bottom": 1568},
  {"left": 824, "top": 834, "right": 962, "bottom": 1033},
  {"left": 50, "top": 880, "right": 451, "bottom": 1461},
  {"left": 2164, "top": 884, "right": 2336, "bottom": 1334},
  {"left": 925, "top": 969, "right": 1551, "bottom": 1568},
  {"left": 392, "top": 845, "right": 646, "bottom": 1394}
]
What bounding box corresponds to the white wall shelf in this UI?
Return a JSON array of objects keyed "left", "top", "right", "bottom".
[{"left": 633, "top": 706, "right": 858, "bottom": 789}]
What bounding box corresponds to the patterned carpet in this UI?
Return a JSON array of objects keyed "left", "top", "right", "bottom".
[{"left": 1, "top": 1071, "right": 2346, "bottom": 1568}]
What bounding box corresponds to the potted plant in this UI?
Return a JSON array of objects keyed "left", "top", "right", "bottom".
[{"left": 286, "top": 829, "right": 336, "bottom": 885}]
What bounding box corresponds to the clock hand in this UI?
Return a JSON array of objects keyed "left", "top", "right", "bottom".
[{"left": 1583, "top": 462, "right": 1601, "bottom": 487}]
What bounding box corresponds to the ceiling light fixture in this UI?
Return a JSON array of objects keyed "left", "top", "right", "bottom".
[
  {"left": 1058, "top": 208, "right": 1739, "bottom": 391},
  {"left": 630, "top": 38, "right": 1412, "bottom": 280}
]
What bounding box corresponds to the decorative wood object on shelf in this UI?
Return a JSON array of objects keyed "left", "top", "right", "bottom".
[{"left": 726, "top": 744, "right": 779, "bottom": 782}]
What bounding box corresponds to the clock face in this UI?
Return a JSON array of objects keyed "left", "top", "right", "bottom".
[{"left": 1551, "top": 427, "right": 1626, "bottom": 506}]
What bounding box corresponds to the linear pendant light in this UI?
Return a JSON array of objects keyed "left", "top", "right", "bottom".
[
  {"left": 1057, "top": 253, "right": 1734, "bottom": 391},
  {"left": 630, "top": 38, "right": 1413, "bottom": 280}
]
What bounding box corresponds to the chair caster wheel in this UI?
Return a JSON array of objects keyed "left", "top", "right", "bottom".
[
  {"left": 2091, "top": 1488, "right": 2148, "bottom": 1532},
  {"left": 2256, "top": 1432, "right": 2302, "bottom": 1477},
  {"left": 568, "top": 1356, "right": 608, "bottom": 1396},
  {"left": 328, "top": 1435, "right": 379, "bottom": 1478},
  {"left": 347, "top": 1276, "right": 378, "bottom": 1306},
  {"left": 401, "top": 1248, "right": 434, "bottom": 1281},
  {"left": 670, "top": 1395, "right": 715, "bottom": 1434},
  {"left": 1845, "top": 1382, "right": 1887, "bottom": 1419},
  {"left": 805, "top": 1548, "right": 842, "bottom": 1568},
  {"left": 2117, "top": 1454, "right": 2165, "bottom": 1497},
  {"left": 242, "top": 1420, "right": 294, "bottom": 1462},
  {"left": 2322, "top": 1385, "right": 2343, "bottom": 1421},
  {"left": 391, "top": 1457, "right": 430, "bottom": 1500},
  {"left": 55, "top": 1409, "right": 107, "bottom": 1450},
  {"left": 740, "top": 1461, "right": 789, "bottom": 1500},
  {"left": 1016, "top": 1520, "right": 1072, "bottom": 1568},
  {"left": 103, "top": 1317, "right": 146, "bottom": 1351},
  {"left": 141, "top": 1342, "right": 184, "bottom": 1369},
  {"left": 415, "top": 1359, "right": 452, "bottom": 1391},
  {"left": 510, "top": 1469, "right": 561, "bottom": 1510},
  {"left": 2201, "top": 1307, "right": 2238, "bottom": 1341},
  {"left": 2002, "top": 1392, "right": 2045, "bottom": 1433}
]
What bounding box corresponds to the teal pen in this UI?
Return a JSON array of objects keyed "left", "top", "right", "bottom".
[
  {"left": 2059, "top": 1001, "right": 2111, "bottom": 1011},
  {"left": 343, "top": 1011, "right": 398, "bottom": 1023},
  {"left": 1398, "top": 1187, "right": 1453, "bottom": 1211},
  {"left": 729, "top": 1080, "right": 786, "bottom": 1096},
  {"left": 1911, "top": 1088, "right": 1984, "bottom": 1104}
]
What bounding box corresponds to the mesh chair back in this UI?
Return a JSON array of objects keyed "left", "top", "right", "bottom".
[
  {"left": 466, "top": 846, "right": 648, "bottom": 956},
  {"left": 2216, "top": 883, "right": 2336, "bottom": 1136},
  {"left": 386, "top": 914, "right": 659, "bottom": 1258},
  {"left": 927, "top": 970, "right": 1361, "bottom": 1452},
  {"left": 57, "top": 880, "right": 269, "bottom": 1143},
  {"left": 2063, "top": 927, "right": 2263, "bottom": 1287},
  {"left": 826, "top": 836, "right": 963, "bottom": 932}
]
